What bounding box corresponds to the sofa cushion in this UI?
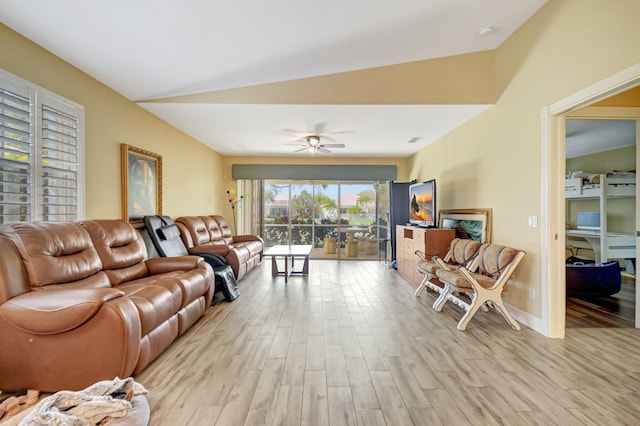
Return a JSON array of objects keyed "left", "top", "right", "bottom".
[
  {"left": 153, "top": 270, "right": 211, "bottom": 309},
  {"left": 1, "top": 222, "right": 105, "bottom": 289},
  {"left": 81, "top": 220, "right": 150, "bottom": 286},
  {"left": 0, "top": 288, "right": 125, "bottom": 334},
  {"left": 116, "top": 279, "right": 182, "bottom": 335},
  {"left": 212, "top": 215, "right": 234, "bottom": 245},
  {"left": 477, "top": 244, "right": 518, "bottom": 277},
  {"left": 201, "top": 216, "right": 224, "bottom": 242},
  {"left": 175, "top": 216, "right": 212, "bottom": 247},
  {"left": 233, "top": 240, "right": 263, "bottom": 258}
]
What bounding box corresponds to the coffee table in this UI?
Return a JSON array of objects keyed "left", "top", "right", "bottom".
[{"left": 263, "top": 245, "right": 312, "bottom": 282}]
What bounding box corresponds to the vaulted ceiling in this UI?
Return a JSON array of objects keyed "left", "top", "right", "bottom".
[{"left": 0, "top": 0, "right": 549, "bottom": 157}]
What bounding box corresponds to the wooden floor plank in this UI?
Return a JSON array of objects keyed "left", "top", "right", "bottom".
[
  {"left": 327, "top": 386, "right": 357, "bottom": 426},
  {"left": 325, "top": 344, "right": 350, "bottom": 387},
  {"left": 215, "top": 369, "right": 261, "bottom": 426},
  {"left": 249, "top": 357, "right": 285, "bottom": 412},
  {"left": 345, "top": 357, "right": 380, "bottom": 410},
  {"left": 355, "top": 409, "right": 386, "bottom": 426},
  {"left": 384, "top": 356, "right": 431, "bottom": 408},
  {"left": 133, "top": 259, "right": 640, "bottom": 426},
  {"left": 272, "top": 384, "right": 303, "bottom": 426},
  {"left": 370, "top": 370, "right": 415, "bottom": 426},
  {"left": 282, "top": 343, "right": 307, "bottom": 386},
  {"left": 301, "top": 370, "right": 329, "bottom": 426},
  {"left": 423, "top": 388, "right": 469, "bottom": 425}
]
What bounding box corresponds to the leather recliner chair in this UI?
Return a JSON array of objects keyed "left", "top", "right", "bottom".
[
  {"left": 0, "top": 219, "right": 214, "bottom": 392},
  {"left": 175, "top": 215, "right": 263, "bottom": 281}
]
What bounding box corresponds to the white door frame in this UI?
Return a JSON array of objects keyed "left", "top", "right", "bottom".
[{"left": 542, "top": 63, "right": 640, "bottom": 338}]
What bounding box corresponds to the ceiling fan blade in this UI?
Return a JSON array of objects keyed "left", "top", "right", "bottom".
[
  {"left": 318, "top": 147, "right": 331, "bottom": 153},
  {"left": 313, "top": 123, "right": 327, "bottom": 134},
  {"left": 293, "top": 147, "right": 309, "bottom": 153},
  {"left": 320, "top": 143, "right": 345, "bottom": 148},
  {"left": 320, "top": 130, "right": 355, "bottom": 135}
]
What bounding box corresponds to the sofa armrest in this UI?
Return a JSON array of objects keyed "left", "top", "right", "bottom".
[
  {"left": 190, "top": 244, "right": 230, "bottom": 257},
  {"left": 0, "top": 289, "right": 141, "bottom": 391},
  {"left": 0, "top": 288, "right": 124, "bottom": 334},
  {"left": 232, "top": 234, "right": 263, "bottom": 244},
  {"left": 145, "top": 255, "right": 204, "bottom": 274}
]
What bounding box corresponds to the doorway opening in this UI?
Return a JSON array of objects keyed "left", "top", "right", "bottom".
[
  {"left": 543, "top": 63, "right": 640, "bottom": 338},
  {"left": 564, "top": 117, "right": 637, "bottom": 328}
]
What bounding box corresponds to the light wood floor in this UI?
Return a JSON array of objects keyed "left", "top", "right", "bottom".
[
  {"left": 566, "top": 275, "right": 636, "bottom": 328},
  {"left": 137, "top": 260, "right": 640, "bottom": 425}
]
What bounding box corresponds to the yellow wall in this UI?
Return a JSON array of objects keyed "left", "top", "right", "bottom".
[
  {"left": 594, "top": 86, "right": 640, "bottom": 107},
  {"left": 408, "top": 0, "right": 640, "bottom": 318},
  {"left": 566, "top": 146, "right": 636, "bottom": 181},
  {"left": 0, "top": 24, "right": 224, "bottom": 220},
  {"left": 148, "top": 51, "right": 496, "bottom": 105}
]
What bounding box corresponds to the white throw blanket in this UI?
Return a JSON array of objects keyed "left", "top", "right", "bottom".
[{"left": 20, "top": 377, "right": 148, "bottom": 426}]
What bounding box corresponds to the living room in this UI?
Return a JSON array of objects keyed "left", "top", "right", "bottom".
[{"left": 1, "top": 0, "right": 640, "bottom": 424}]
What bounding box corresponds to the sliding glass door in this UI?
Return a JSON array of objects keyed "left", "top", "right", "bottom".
[{"left": 260, "top": 179, "right": 388, "bottom": 260}]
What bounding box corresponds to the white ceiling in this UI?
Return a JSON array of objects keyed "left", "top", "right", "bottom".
[
  {"left": 566, "top": 120, "right": 637, "bottom": 159},
  {"left": 0, "top": 0, "right": 549, "bottom": 157}
]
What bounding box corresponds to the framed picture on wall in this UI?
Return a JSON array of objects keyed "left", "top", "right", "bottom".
[
  {"left": 121, "top": 144, "right": 162, "bottom": 222},
  {"left": 439, "top": 208, "right": 492, "bottom": 243}
]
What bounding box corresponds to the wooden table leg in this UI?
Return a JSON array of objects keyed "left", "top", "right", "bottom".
[
  {"left": 284, "top": 255, "right": 289, "bottom": 282},
  {"left": 271, "top": 256, "right": 278, "bottom": 277}
]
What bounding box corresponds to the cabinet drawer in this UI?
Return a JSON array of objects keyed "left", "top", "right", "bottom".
[
  {"left": 412, "top": 228, "right": 425, "bottom": 252},
  {"left": 424, "top": 229, "right": 455, "bottom": 257}
]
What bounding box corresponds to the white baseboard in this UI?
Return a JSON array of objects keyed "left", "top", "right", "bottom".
[{"left": 507, "top": 302, "right": 547, "bottom": 336}]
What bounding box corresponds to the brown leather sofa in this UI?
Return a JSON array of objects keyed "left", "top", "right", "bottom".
[
  {"left": 0, "top": 219, "right": 214, "bottom": 392},
  {"left": 174, "top": 215, "right": 263, "bottom": 281}
]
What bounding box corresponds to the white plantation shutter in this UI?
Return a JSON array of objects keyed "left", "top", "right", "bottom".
[
  {"left": 0, "top": 83, "right": 34, "bottom": 223},
  {"left": 39, "top": 101, "right": 81, "bottom": 221},
  {"left": 0, "top": 69, "right": 84, "bottom": 224}
]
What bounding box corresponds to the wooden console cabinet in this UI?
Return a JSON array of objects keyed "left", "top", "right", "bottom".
[{"left": 395, "top": 225, "right": 455, "bottom": 286}]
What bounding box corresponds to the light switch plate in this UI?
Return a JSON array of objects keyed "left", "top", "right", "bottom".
[{"left": 528, "top": 216, "right": 537, "bottom": 228}]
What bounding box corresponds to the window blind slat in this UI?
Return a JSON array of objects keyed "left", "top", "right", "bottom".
[
  {"left": 0, "top": 136, "right": 30, "bottom": 153},
  {"left": 42, "top": 137, "right": 78, "bottom": 154},
  {"left": 0, "top": 100, "right": 29, "bottom": 119}
]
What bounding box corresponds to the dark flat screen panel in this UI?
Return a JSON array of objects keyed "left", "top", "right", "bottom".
[{"left": 232, "top": 164, "right": 397, "bottom": 181}]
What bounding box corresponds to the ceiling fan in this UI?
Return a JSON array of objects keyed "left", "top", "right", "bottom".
[
  {"left": 282, "top": 123, "right": 351, "bottom": 154},
  {"left": 285, "top": 135, "right": 346, "bottom": 154}
]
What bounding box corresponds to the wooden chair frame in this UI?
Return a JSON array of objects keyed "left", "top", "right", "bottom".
[
  {"left": 436, "top": 248, "right": 526, "bottom": 331},
  {"left": 414, "top": 239, "right": 482, "bottom": 311}
]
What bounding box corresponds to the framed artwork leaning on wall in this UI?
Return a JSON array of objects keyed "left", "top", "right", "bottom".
[
  {"left": 121, "top": 144, "right": 163, "bottom": 223},
  {"left": 439, "top": 208, "right": 492, "bottom": 243}
]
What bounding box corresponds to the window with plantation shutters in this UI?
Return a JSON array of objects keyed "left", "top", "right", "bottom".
[
  {"left": 0, "top": 84, "right": 33, "bottom": 223},
  {"left": 0, "top": 69, "right": 84, "bottom": 224},
  {"left": 40, "top": 103, "right": 80, "bottom": 221}
]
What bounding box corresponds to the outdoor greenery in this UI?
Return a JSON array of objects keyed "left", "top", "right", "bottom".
[{"left": 261, "top": 181, "right": 388, "bottom": 249}]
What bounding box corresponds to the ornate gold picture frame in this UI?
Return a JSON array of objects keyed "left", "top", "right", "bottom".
[
  {"left": 121, "top": 144, "right": 162, "bottom": 222},
  {"left": 439, "top": 208, "right": 492, "bottom": 243}
]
